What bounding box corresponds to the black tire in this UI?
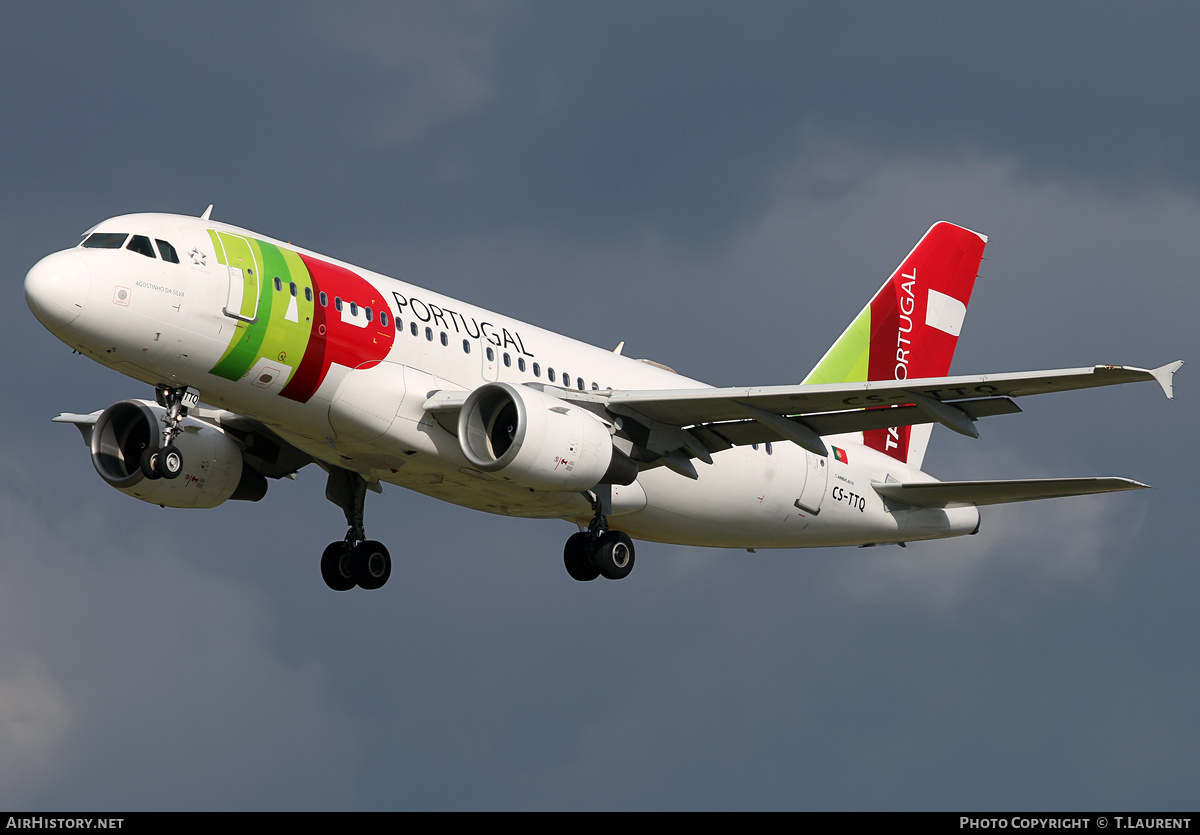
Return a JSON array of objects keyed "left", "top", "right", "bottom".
[
  {"left": 320, "top": 542, "right": 357, "bottom": 591},
  {"left": 351, "top": 540, "right": 391, "bottom": 590},
  {"left": 564, "top": 531, "right": 600, "bottom": 582},
  {"left": 140, "top": 447, "right": 162, "bottom": 480},
  {"left": 593, "top": 530, "right": 635, "bottom": 580},
  {"left": 157, "top": 445, "right": 183, "bottom": 479}
]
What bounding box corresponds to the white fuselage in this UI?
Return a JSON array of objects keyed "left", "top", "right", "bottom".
[{"left": 26, "top": 213, "right": 979, "bottom": 548}]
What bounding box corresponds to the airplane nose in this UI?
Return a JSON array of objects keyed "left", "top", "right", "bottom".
[{"left": 25, "top": 251, "right": 91, "bottom": 330}]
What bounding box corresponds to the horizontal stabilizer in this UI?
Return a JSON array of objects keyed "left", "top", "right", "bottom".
[{"left": 872, "top": 477, "right": 1149, "bottom": 508}]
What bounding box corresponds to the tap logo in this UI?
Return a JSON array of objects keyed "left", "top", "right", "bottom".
[{"left": 206, "top": 231, "right": 395, "bottom": 403}]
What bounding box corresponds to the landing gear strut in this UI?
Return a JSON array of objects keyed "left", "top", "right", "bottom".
[
  {"left": 140, "top": 384, "right": 199, "bottom": 480},
  {"left": 564, "top": 484, "right": 636, "bottom": 582},
  {"left": 321, "top": 467, "right": 392, "bottom": 591}
]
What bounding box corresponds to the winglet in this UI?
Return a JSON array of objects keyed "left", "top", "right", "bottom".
[{"left": 1150, "top": 360, "right": 1184, "bottom": 400}]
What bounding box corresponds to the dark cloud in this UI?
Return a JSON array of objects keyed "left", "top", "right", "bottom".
[{"left": 7, "top": 3, "right": 1199, "bottom": 250}]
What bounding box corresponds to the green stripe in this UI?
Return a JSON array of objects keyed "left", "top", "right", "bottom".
[
  {"left": 254, "top": 242, "right": 313, "bottom": 387},
  {"left": 803, "top": 306, "right": 871, "bottom": 385},
  {"left": 209, "top": 233, "right": 271, "bottom": 381}
]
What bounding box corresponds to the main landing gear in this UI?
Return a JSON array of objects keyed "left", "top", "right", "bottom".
[
  {"left": 321, "top": 467, "right": 392, "bottom": 591},
  {"left": 563, "top": 485, "right": 636, "bottom": 582},
  {"left": 140, "top": 384, "right": 199, "bottom": 481}
]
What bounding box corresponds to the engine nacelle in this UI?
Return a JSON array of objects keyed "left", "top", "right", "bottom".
[
  {"left": 457, "top": 383, "right": 636, "bottom": 491},
  {"left": 90, "top": 400, "right": 266, "bottom": 508}
]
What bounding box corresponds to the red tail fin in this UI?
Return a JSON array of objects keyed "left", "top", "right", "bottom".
[{"left": 804, "top": 222, "right": 987, "bottom": 466}]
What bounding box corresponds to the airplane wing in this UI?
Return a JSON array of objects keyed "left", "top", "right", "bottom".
[
  {"left": 424, "top": 361, "right": 1181, "bottom": 470},
  {"left": 872, "top": 477, "right": 1149, "bottom": 508},
  {"left": 607, "top": 362, "right": 1181, "bottom": 425},
  {"left": 600, "top": 361, "right": 1182, "bottom": 458}
]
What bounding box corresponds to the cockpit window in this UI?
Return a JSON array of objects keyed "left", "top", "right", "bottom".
[
  {"left": 127, "top": 235, "right": 156, "bottom": 258},
  {"left": 155, "top": 239, "right": 180, "bottom": 264},
  {"left": 81, "top": 232, "right": 129, "bottom": 249}
]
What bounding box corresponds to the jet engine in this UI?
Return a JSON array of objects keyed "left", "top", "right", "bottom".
[
  {"left": 89, "top": 400, "right": 267, "bottom": 508},
  {"left": 457, "top": 383, "right": 637, "bottom": 491}
]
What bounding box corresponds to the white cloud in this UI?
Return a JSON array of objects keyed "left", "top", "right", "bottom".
[{"left": 0, "top": 659, "right": 71, "bottom": 802}]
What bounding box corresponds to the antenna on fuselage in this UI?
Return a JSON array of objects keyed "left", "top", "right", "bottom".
[
  {"left": 200, "top": 204, "right": 214, "bottom": 220},
  {"left": 612, "top": 341, "right": 625, "bottom": 355}
]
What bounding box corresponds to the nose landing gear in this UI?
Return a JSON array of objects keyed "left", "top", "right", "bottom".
[{"left": 138, "top": 385, "right": 198, "bottom": 481}]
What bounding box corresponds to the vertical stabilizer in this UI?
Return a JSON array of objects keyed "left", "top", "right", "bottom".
[{"left": 803, "top": 222, "right": 987, "bottom": 468}]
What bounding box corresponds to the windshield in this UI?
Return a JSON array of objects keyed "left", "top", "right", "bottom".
[{"left": 81, "top": 232, "right": 129, "bottom": 249}]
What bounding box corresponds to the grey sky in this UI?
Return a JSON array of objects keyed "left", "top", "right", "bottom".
[{"left": 1, "top": 2, "right": 1196, "bottom": 810}]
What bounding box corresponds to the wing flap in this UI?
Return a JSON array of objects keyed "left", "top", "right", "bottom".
[
  {"left": 872, "top": 477, "right": 1149, "bottom": 508},
  {"left": 689, "top": 397, "right": 1020, "bottom": 450}
]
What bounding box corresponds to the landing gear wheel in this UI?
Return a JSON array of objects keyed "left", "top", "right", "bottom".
[
  {"left": 157, "top": 445, "right": 183, "bottom": 479},
  {"left": 350, "top": 540, "right": 391, "bottom": 590},
  {"left": 140, "top": 447, "right": 162, "bottom": 480},
  {"left": 564, "top": 531, "right": 600, "bottom": 582},
  {"left": 320, "top": 542, "right": 357, "bottom": 591},
  {"left": 593, "top": 530, "right": 635, "bottom": 580}
]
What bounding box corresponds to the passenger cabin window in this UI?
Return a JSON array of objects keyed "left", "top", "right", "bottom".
[
  {"left": 319, "top": 292, "right": 328, "bottom": 307},
  {"left": 155, "top": 239, "right": 180, "bottom": 263},
  {"left": 81, "top": 232, "right": 128, "bottom": 249},
  {"left": 274, "top": 277, "right": 283, "bottom": 292},
  {"left": 379, "top": 310, "right": 388, "bottom": 327},
  {"left": 127, "top": 235, "right": 156, "bottom": 258}
]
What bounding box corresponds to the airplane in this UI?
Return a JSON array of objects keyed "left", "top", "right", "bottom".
[{"left": 24, "top": 209, "right": 1182, "bottom": 590}]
